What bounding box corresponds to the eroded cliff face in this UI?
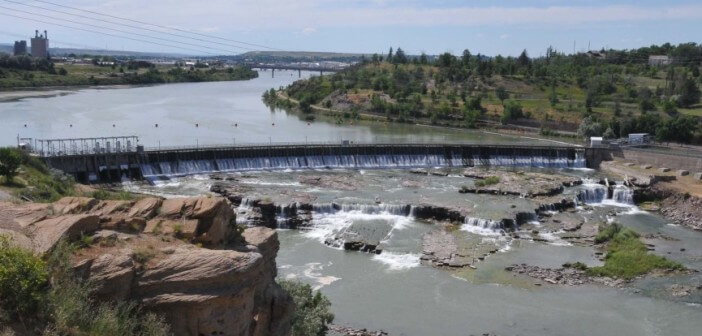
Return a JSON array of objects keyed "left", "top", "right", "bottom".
[{"left": 0, "top": 196, "right": 293, "bottom": 336}]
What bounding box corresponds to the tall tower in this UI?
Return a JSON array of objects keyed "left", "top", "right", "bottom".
[
  {"left": 30, "top": 29, "right": 49, "bottom": 59},
  {"left": 13, "top": 40, "right": 27, "bottom": 55}
]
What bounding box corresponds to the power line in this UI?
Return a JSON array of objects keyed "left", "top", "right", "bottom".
[
  {"left": 0, "top": 5, "right": 247, "bottom": 54},
  {"left": 31, "top": 0, "right": 282, "bottom": 51},
  {"left": 2, "top": 0, "right": 257, "bottom": 53},
  {"left": 0, "top": 12, "right": 220, "bottom": 55}
]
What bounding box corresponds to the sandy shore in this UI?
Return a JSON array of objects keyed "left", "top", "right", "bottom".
[{"left": 0, "top": 89, "right": 78, "bottom": 102}]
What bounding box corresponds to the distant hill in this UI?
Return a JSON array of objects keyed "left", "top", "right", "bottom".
[{"left": 235, "top": 51, "right": 366, "bottom": 63}]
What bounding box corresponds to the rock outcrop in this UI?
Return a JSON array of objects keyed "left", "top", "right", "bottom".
[{"left": 0, "top": 196, "right": 293, "bottom": 336}]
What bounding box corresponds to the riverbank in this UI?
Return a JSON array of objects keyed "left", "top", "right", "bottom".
[
  {"left": 271, "top": 90, "right": 583, "bottom": 146},
  {"left": 0, "top": 63, "right": 257, "bottom": 91}
]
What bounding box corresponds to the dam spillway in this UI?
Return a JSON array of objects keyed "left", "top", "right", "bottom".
[{"left": 40, "top": 142, "right": 588, "bottom": 183}]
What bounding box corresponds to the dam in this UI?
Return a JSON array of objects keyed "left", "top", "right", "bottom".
[{"left": 34, "top": 137, "right": 591, "bottom": 183}]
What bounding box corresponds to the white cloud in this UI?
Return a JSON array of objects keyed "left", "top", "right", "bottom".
[
  {"left": 301, "top": 27, "right": 317, "bottom": 35},
  {"left": 500, "top": 34, "right": 510, "bottom": 40},
  {"left": 80, "top": 1, "right": 702, "bottom": 31}
]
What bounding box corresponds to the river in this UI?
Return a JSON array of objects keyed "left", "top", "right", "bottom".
[
  {"left": 0, "top": 70, "right": 554, "bottom": 147},
  {"left": 3, "top": 72, "right": 701, "bottom": 335}
]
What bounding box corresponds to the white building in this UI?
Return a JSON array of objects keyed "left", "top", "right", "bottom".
[{"left": 648, "top": 55, "right": 672, "bottom": 66}]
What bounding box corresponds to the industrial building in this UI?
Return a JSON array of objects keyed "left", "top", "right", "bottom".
[
  {"left": 13, "top": 40, "right": 27, "bottom": 56},
  {"left": 30, "top": 30, "right": 49, "bottom": 59}
]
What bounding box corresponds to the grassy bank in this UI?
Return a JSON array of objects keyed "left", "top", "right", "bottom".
[
  {"left": 0, "top": 55, "right": 257, "bottom": 89},
  {"left": 586, "top": 223, "right": 684, "bottom": 279},
  {"left": 0, "top": 148, "right": 137, "bottom": 203}
]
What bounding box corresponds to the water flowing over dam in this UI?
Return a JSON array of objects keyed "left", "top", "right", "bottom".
[{"left": 40, "top": 142, "right": 589, "bottom": 183}]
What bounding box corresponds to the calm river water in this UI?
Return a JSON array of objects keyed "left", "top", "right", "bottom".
[{"left": 0, "top": 70, "right": 552, "bottom": 147}]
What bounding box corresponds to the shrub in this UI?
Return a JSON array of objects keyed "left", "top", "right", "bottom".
[
  {"left": 0, "top": 148, "right": 22, "bottom": 183},
  {"left": 0, "top": 236, "right": 48, "bottom": 320},
  {"left": 475, "top": 176, "right": 500, "bottom": 187},
  {"left": 563, "top": 262, "right": 588, "bottom": 271},
  {"left": 587, "top": 224, "right": 684, "bottom": 279},
  {"left": 132, "top": 247, "right": 156, "bottom": 265},
  {"left": 45, "top": 240, "right": 170, "bottom": 335},
  {"left": 279, "top": 280, "right": 334, "bottom": 336}
]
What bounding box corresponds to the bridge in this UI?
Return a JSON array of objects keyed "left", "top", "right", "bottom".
[
  {"left": 30, "top": 136, "right": 601, "bottom": 184},
  {"left": 250, "top": 63, "right": 345, "bottom": 77}
]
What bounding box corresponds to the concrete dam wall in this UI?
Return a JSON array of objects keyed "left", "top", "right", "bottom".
[{"left": 42, "top": 143, "right": 587, "bottom": 183}]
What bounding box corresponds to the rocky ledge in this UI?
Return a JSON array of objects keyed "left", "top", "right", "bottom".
[
  {"left": 653, "top": 187, "right": 702, "bottom": 231},
  {"left": 461, "top": 168, "right": 582, "bottom": 198},
  {"left": 505, "top": 264, "right": 695, "bottom": 288},
  {"left": 328, "top": 324, "right": 389, "bottom": 336},
  {"left": 0, "top": 196, "right": 293, "bottom": 336}
]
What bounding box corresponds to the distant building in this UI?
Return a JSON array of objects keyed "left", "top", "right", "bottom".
[
  {"left": 30, "top": 30, "right": 49, "bottom": 59},
  {"left": 628, "top": 133, "right": 652, "bottom": 145},
  {"left": 648, "top": 55, "right": 672, "bottom": 66},
  {"left": 590, "top": 137, "right": 603, "bottom": 147},
  {"left": 13, "top": 40, "right": 27, "bottom": 56}
]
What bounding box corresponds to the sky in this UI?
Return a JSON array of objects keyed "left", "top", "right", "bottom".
[{"left": 1, "top": 0, "right": 701, "bottom": 57}]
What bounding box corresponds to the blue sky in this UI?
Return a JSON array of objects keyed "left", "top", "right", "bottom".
[{"left": 1, "top": 0, "right": 701, "bottom": 56}]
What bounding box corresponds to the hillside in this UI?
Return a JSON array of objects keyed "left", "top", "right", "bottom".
[{"left": 269, "top": 44, "right": 702, "bottom": 143}]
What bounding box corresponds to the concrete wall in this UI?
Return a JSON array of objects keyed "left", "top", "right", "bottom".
[{"left": 612, "top": 149, "right": 702, "bottom": 172}]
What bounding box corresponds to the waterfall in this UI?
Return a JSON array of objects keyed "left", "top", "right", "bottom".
[
  {"left": 576, "top": 183, "right": 635, "bottom": 206},
  {"left": 611, "top": 185, "right": 634, "bottom": 205},
  {"left": 464, "top": 217, "right": 504, "bottom": 230},
  {"left": 139, "top": 147, "right": 587, "bottom": 179},
  {"left": 576, "top": 184, "right": 608, "bottom": 204},
  {"left": 312, "top": 203, "right": 413, "bottom": 216}
]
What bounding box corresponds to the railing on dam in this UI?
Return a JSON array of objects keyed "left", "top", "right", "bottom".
[{"left": 144, "top": 142, "right": 583, "bottom": 153}]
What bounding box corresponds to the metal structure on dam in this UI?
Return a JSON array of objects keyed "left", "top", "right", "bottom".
[{"left": 29, "top": 136, "right": 602, "bottom": 183}]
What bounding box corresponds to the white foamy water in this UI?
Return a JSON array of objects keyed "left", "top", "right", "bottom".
[
  {"left": 537, "top": 230, "right": 572, "bottom": 247},
  {"left": 372, "top": 252, "right": 421, "bottom": 271},
  {"left": 282, "top": 262, "right": 341, "bottom": 290},
  {"left": 302, "top": 210, "right": 412, "bottom": 245}
]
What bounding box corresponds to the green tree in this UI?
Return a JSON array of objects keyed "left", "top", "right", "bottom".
[
  {"left": 677, "top": 77, "right": 701, "bottom": 108},
  {"left": 419, "top": 53, "right": 428, "bottom": 65},
  {"left": 501, "top": 100, "right": 524, "bottom": 124},
  {"left": 280, "top": 280, "right": 334, "bottom": 336},
  {"left": 577, "top": 116, "right": 604, "bottom": 139},
  {"left": 0, "top": 148, "right": 21, "bottom": 183},
  {"left": 463, "top": 106, "right": 481, "bottom": 128},
  {"left": 0, "top": 236, "right": 48, "bottom": 321},
  {"left": 613, "top": 100, "right": 622, "bottom": 117},
  {"left": 496, "top": 86, "right": 509, "bottom": 104},
  {"left": 393, "top": 48, "right": 408, "bottom": 64},
  {"left": 663, "top": 99, "right": 678, "bottom": 115},
  {"left": 549, "top": 82, "right": 558, "bottom": 107},
  {"left": 517, "top": 49, "right": 530, "bottom": 67}
]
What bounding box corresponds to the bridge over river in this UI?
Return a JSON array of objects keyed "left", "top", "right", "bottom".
[{"left": 30, "top": 136, "right": 604, "bottom": 183}]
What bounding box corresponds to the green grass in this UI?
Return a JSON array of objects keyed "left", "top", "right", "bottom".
[
  {"left": 0, "top": 63, "right": 257, "bottom": 89},
  {"left": 474, "top": 176, "right": 500, "bottom": 187},
  {"left": 89, "top": 190, "right": 137, "bottom": 201},
  {"left": 587, "top": 223, "right": 684, "bottom": 280}
]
